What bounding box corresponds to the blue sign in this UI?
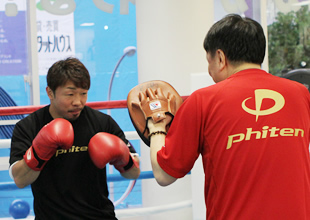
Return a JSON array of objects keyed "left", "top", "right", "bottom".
[{"left": 0, "top": 11, "right": 28, "bottom": 76}]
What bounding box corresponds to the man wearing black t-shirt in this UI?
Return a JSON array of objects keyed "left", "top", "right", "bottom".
[{"left": 9, "top": 57, "right": 140, "bottom": 219}]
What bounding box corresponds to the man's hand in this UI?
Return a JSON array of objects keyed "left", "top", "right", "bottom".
[{"left": 24, "top": 118, "right": 74, "bottom": 171}]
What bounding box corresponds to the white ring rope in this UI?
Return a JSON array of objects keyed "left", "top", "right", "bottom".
[
  {"left": 0, "top": 131, "right": 139, "bottom": 149},
  {"left": 0, "top": 139, "right": 10, "bottom": 149},
  {"left": 115, "top": 200, "right": 192, "bottom": 218},
  {"left": 0, "top": 119, "right": 20, "bottom": 125}
]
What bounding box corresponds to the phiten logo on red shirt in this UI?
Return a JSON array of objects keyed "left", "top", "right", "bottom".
[
  {"left": 241, "top": 89, "right": 285, "bottom": 122},
  {"left": 226, "top": 89, "right": 304, "bottom": 149}
]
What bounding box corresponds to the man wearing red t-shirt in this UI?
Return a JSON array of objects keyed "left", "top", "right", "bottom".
[{"left": 147, "top": 14, "right": 310, "bottom": 219}]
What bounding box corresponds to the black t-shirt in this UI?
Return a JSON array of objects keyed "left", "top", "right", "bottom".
[{"left": 10, "top": 105, "right": 135, "bottom": 220}]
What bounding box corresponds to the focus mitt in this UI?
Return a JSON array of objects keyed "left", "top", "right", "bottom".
[{"left": 127, "top": 80, "right": 183, "bottom": 146}]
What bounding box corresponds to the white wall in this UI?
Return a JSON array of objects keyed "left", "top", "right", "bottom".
[
  {"left": 135, "top": 1, "right": 214, "bottom": 219},
  {"left": 135, "top": 0, "right": 213, "bottom": 96}
]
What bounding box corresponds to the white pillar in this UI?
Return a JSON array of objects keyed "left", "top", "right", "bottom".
[
  {"left": 27, "top": 0, "right": 40, "bottom": 105},
  {"left": 135, "top": 1, "right": 214, "bottom": 219}
]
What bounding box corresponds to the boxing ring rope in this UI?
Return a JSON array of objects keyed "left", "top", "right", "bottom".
[
  {"left": 0, "top": 97, "right": 191, "bottom": 218},
  {"left": 0, "top": 97, "right": 188, "bottom": 116},
  {"left": 0, "top": 169, "right": 155, "bottom": 190},
  {"left": 0, "top": 100, "right": 129, "bottom": 116},
  {"left": 116, "top": 200, "right": 192, "bottom": 218}
]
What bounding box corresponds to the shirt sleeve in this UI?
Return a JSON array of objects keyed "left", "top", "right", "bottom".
[
  {"left": 157, "top": 93, "right": 203, "bottom": 178},
  {"left": 106, "top": 115, "right": 137, "bottom": 154},
  {"left": 9, "top": 120, "right": 33, "bottom": 166}
]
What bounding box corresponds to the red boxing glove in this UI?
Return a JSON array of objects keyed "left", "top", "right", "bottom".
[
  {"left": 24, "top": 118, "right": 74, "bottom": 171},
  {"left": 88, "top": 132, "right": 137, "bottom": 173}
]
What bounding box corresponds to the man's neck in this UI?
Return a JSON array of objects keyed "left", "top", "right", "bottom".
[{"left": 230, "top": 63, "right": 261, "bottom": 75}]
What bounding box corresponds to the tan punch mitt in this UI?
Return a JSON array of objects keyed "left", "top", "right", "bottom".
[{"left": 127, "top": 80, "right": 183, "bottom": 146}]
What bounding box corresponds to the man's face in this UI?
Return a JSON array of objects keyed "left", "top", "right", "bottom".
[{"left": 47, "top": 80, "right": 88, "bottom": 121}]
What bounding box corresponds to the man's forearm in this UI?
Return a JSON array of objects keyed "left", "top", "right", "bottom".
[
  {"left": 120, "top": 153, "right": 141, "bottom": 179},
  {"left": 11, "top": 159, "right": 40, "bottom": 188},
  {"left": 150, "top": 134, "right": 177, "bottom": 186}
]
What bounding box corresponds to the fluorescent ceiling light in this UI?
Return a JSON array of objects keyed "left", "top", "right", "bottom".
[{"left": 80, "top": 23, "right": 95, "bottom": 27}]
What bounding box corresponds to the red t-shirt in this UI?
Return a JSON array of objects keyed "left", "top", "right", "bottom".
[{"left": 157, "top": 69, "right": 310, "bottom": 219}]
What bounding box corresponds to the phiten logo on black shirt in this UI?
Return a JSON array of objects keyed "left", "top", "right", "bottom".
[{"left": 55, "top": 146, "right": 88, "bottom": 157}]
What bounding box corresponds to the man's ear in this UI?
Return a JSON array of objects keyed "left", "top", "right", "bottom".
[
  {"left": 46, "top": 87, "right": 54, "bottom": 99},
  {"left": 217, "top": 49, "right": 227, "bottom": 70}
]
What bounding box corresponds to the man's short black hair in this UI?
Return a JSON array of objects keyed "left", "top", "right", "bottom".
[
  {"left": 47, "top": 57, "right": 91, "bottom": 92},
  {"left": 203, "top": 14, "right": 266, "bottom": 65}
]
